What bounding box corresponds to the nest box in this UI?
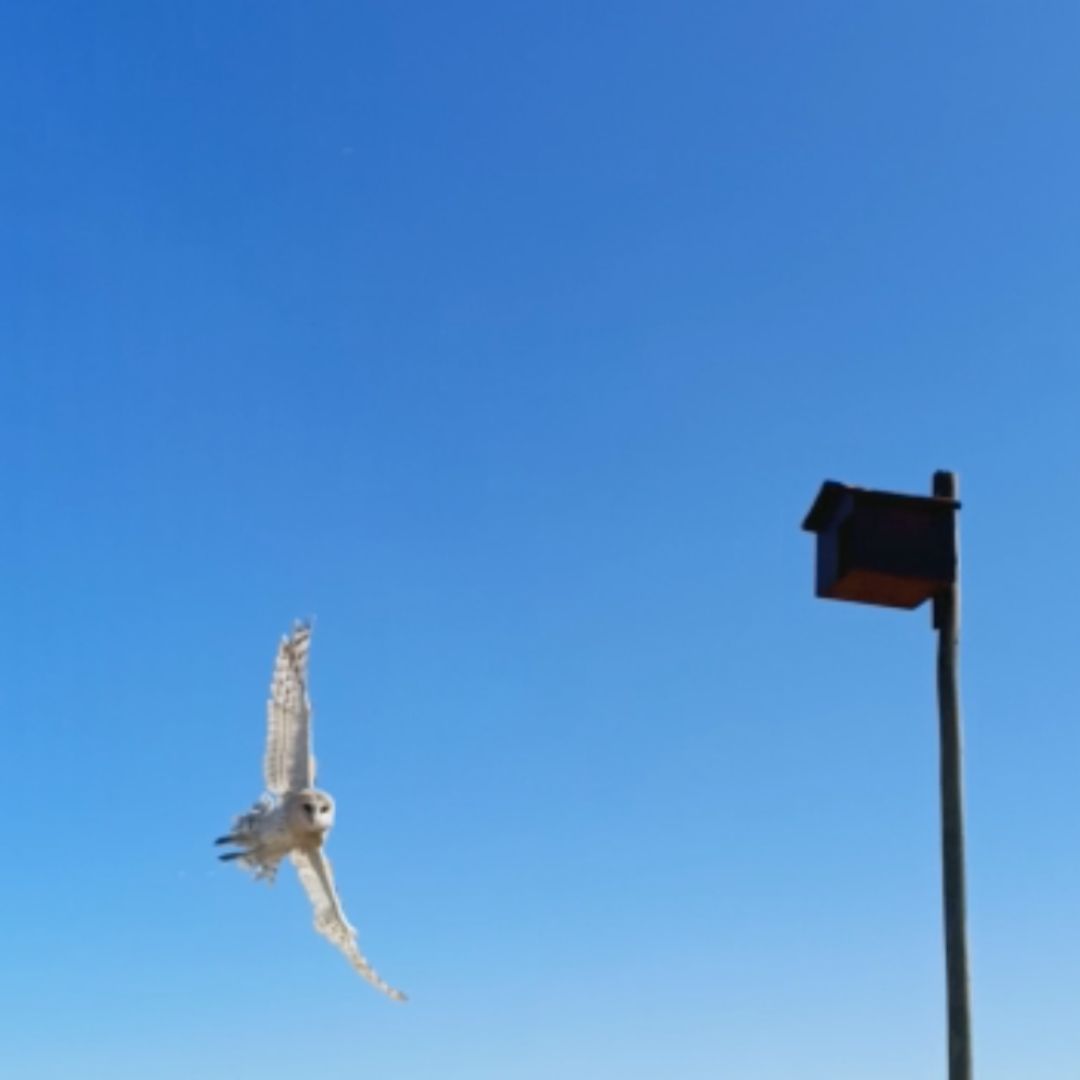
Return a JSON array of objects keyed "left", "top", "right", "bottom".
[{"left": 802, "top": 480, "right": 959, "bottom": 609}]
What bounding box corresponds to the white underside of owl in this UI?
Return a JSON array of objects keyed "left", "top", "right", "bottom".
[{"left": 223, "top": 797, "right": 308, "bottom": 881}]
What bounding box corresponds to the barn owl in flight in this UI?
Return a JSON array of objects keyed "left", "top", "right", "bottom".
[{"left": 216, "top": 621, "right": 406, "bottom": 1002}]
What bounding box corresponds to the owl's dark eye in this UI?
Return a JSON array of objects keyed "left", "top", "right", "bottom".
[{"left": 303, "top": 802, "right": 315, "bottom": 813}]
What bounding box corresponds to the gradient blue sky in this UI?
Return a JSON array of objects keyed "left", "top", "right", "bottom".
[{"left": 4, "top": 4, "right": 1079, "bottom": 1078}]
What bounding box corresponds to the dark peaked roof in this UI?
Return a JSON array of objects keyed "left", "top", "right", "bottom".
[{"left": 801, "top": 480, "right": 961, "bottom": 533}]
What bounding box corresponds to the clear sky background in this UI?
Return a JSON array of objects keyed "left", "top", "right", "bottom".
[{"left": 3, "top": 4, "right": 1079, "bottom": 1078}]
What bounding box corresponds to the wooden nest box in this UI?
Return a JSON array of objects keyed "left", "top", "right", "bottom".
[{"left": 802, "top": 480, "right": 959, "bottom": 609}]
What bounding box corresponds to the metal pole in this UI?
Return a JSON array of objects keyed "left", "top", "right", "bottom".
[{"left": 932, "top": 470, "right": 972, "bottom": 1080}]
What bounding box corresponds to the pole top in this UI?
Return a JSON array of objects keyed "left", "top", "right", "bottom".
[{"left": 933, "top": 471, "right": 959, "bottom": 500}]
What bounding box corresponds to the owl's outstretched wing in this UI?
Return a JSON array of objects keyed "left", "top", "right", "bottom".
[
  {"left": 290, "top": 848, "right": 407, "bottom": 1002},
  {"left": 264, "top": 621, "right": 315, "bottom": 795}
]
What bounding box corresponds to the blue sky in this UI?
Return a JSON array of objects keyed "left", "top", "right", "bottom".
[{"left": 3, "top": 3, "right": 1079, "bottom": 1077}]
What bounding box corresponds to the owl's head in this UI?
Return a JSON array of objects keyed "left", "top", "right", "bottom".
[{"left": 289, "top": 789, "right": 336, "bottom": 834}]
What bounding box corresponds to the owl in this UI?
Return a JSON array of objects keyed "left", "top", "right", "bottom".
[{"left": 216, "top": 621, "right": 406, "bottom": 1002}]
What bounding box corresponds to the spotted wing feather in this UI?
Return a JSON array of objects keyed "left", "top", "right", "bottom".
[
  {"left": 290, "top": 848, "right": 407, "bottom": 1002},
  {"left": 263, "top": 622, "right": 315, "bottom": 795}
]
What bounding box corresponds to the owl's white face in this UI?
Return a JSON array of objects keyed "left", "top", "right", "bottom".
[{"left": 290, "top": 790, "right": 335, "bottom": 834}]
